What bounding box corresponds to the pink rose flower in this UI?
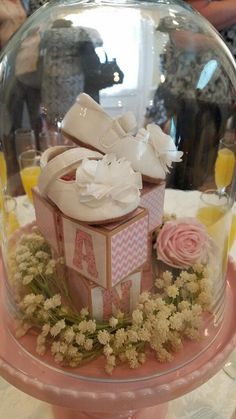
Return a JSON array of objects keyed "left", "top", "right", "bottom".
[{"left": 156, "top": 218, "right": 211, "bottom": 269}]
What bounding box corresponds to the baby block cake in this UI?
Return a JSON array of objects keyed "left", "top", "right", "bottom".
[{"left": 33, "top": 187, "right": 150, "bottom": 289}]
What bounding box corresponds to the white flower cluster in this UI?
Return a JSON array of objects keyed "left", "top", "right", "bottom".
[
  {"left": 155, "top": 263, "right": 213, "bottom": 311},
  {"left": 8, "top": 228, "right": 71, "bottom": 310},
  {"left": 8, "top": 227, "right": 55, "bottom": 294},
  {"left": 29, "top": 268, "right": 208, "bottom": 374},
  {"left": 8, "top": 229, "right": 213, "bottom": 375}
]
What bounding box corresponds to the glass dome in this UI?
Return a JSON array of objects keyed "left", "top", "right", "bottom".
[{"left": 0, "top": 0, "right": 236, "bottom": 380}]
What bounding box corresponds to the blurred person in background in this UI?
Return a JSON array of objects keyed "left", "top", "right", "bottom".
[
  {"left": 0, "top": 0, "right": 26, "bottom": 51},
  {"left": 146, "top": 0, "right": 236, "bottom": 190},
  {"left": 0, "top": 0, "right": 48, "bottom": 195},
  {"left": 40, "top": 19, "right": 101, "bottom": 130},
  {"left": 28, "top": 0, "right": 48, "bottom": 14},
  {"left": 1, "top": 0, "right": 124, "bottom": 194},
  {"left": 188, "top": 0, "right": 236, "bottom": 59}
]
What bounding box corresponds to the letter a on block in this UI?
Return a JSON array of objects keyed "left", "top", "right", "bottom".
[
  {"left": 73, "top": 229, "right": 98, "bottom": 278},
  {"left": 103, "top": 280, "right": 132, "bottom": 319}
]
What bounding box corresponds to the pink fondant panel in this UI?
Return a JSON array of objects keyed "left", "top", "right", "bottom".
[
  {"left": 141, "top": 270, "right": 154, "bottom": 293},
  {"left": 111, "top": 214, "right": 148, "bottom": 286},
  {"left": 62, "top": 217, "right": 107, "bottom": 288},
  {"left": 143, "top": 234, "right": 153, "bottom": 272},
  {"left": 140, "top": 183, "right": 165, "bottom": 232},
  {"left": 32, "top": 189, "right": 59, "bottom": 254},
  {"left": 66, "top": 268, "right": 90, "bottom": 312}
]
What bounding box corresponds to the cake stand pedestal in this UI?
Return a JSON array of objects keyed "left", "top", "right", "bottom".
[{"left": 0, "top": 261, "right": 236, "bottom": 419}]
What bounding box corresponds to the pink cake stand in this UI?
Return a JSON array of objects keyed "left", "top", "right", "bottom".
[{"left": 0, "top": 260, "right": 236, "bottom": 419}]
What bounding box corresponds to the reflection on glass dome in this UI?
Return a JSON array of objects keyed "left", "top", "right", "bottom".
[{"left": 0, "top": 0, "right": 236, "bottom": 379}]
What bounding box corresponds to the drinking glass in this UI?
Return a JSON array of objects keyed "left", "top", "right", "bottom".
[
  {"left": 39, "top": 130, "right": 63, "bottom": 151},
  {"left": 224, "top": 347, "right": 236, "bottom": 379},
  {"left": 197, "top": 189, "right": 230, "bottom": 231},
  {"left": 196, "top": 189, "right": 231, "bottom": 273},
  {"left": 4, "top": 196, "right": 20, "bottom": 237},
  {"left": 15, "top": 128, "right": 36, "bottom": 160},
  {"left": 0, "top": 196, "right": 19, "bottom": 241},
  {"left": 0, "top": 151, "right": 7, "bottom": 191},
  {"left": 224, "top": 205, "right": 236, "bottom": 380},
  {"left": 18, "top": 149, "right": 41, "bottom": 205},
  {"left": 215, "top": 139, "right": 236, "bottom": 195}
]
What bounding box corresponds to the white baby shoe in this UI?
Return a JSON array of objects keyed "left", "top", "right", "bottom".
[
  {"left": 38, "top": 147, "right": 102, "bottom": 195},
  {"left": 40, "top": 145, "right": 76, "bottom": 169},
  {"left": 38, "top": 147, "right": 142, "bottom": 224},
  {"left": 61, "top": 93, "right": 183, "bottom": 183}
]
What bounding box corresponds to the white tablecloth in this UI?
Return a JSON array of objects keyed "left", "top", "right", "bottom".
[{"left": 0, "top": 190, "right": 235, "bottom": 419}]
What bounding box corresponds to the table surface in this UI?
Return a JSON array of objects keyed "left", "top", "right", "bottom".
[{"left": 0, "top": 189, "right": 236, "bottom": 419}]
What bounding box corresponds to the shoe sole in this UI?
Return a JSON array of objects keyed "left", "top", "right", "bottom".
[
  {"left": 62, "top": 130, "right": 166, "bottom": 185},
  {"left": 47, "top": 194, "right": 138, "bottom": 226}
]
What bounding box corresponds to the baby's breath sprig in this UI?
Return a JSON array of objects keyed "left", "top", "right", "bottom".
[
  {"left": 8, "top": 226, "right": 73, "bottom": 304},
  {"left": 8, "top": 228, "right": 213, "bottom": 374}
]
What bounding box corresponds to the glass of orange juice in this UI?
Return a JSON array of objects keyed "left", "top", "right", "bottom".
[
  {"left": 19, "top": 149, "right": 41, "bottom": 205},
  {"left": 197, "top": 189, "right": 232, "bottom": 272},
  {"left": 224, "top": 206, "right": 236, "bottom": 380},
  {"left": 215, "top": 139, "right": 236, "bottom": 194},
  {"left": 197, "top": 189, "right": 230, "bottom": 232},
  {"left": 4, "top": 196, "right": 20, "bottom": 237},
  {"left": 228, "top": 206, "right": 236, "bottom": 252},
  {"left": 0, "top": 196, "right": 20, "bottom": 241},
  {"left": 0, "top": 151, "right": 7, "bottom": 191}
]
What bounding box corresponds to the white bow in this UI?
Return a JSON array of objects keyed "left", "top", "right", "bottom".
[
  {"left": 136, "top": 124, "right": 183, "bottom": 174},
  {"left": 76, "top": 154, "right": 142, "bottom": 208}
]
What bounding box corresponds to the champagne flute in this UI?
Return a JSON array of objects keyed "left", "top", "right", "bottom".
[
  {"left": 224, "top": 205, "right": 236, "bottom": 379},
  {"left": 197, "top": 191, "right": 236, "bottom": 379},
  {"left": 197, "top": 189, "right": 230, "bottom": 230},
  {"left": 0, "top": 196, "right": 19, "bottom": 241},
  {"left": 18, "top": 149, "right": 41, "bottom": 205},
  {"left": 196, "top": 189, "right": 231, "bottom": 271},
  {"left": 0, "top": 150, "right": 7, "bottom": 228},
  {"left": 214, "top": 140, "right": 236, "bottom": 378},
  {"left": 15, "top": 128, "right": 36, "bottom": 160},
  {"left": 224, "top": 351, "right": 236, "bottom": 379},
  {"left": 0, "top": 150, "right": 7, "bottom": 191},
  {"left": 4, "top": 196, "right": 20, "bottom": 237},
  {"left": 215, "top": 139, "right": 236, "bottom": 195}
]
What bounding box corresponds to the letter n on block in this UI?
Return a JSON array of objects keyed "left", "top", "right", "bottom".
[
  {"left": 73, "top": 229, "right": 98, "bottom": 279},
  {"left": 102, "top": 279, "right": 132, "bottom": 319},
  {"left": 66, "top": 269, "right": 142, "bottom": 321},
  {"left": 95, "top": 271, "right": 141, "bottom": 320}
]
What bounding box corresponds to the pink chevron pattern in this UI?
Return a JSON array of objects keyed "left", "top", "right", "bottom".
[
  {"left": 140, "top": 183, "right": 165, "bottom": 232},
  {"left": 111, "top": 214, "right": 148, "bottom": 286},
  {"left": 143, "top": 234, "right": 152, "bottom": 272}
]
